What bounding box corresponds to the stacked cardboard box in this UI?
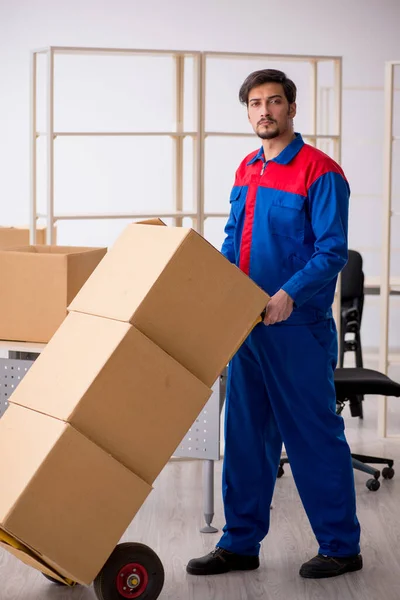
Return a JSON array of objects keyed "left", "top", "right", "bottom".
[{"left": 0, "top": 222, "right": 269, "bottom": 584}]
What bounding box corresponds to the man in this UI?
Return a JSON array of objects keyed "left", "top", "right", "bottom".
[{"left": 187, "top": 69, "right": 362, "bottom": 579}]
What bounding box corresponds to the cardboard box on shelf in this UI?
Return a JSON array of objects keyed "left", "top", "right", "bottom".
[
  {"left": 0, "top": 404, "right": 151, "bottom": 585},
  {"left": 0, "top": 245, "right": 107, "bottom": 343},
  {"left": 69, "top": 223, "right": 269, "bottom": 386},
  {"left": 0, "top": 226, "right": 56, "bottom": 247},
  {"left": 10, "top": 311, "right": 211, "bottom": 484}
]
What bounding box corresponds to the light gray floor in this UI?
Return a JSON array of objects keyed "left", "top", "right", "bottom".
[{"left": 0, "top": 374, "right": 399, "bottom": 599}]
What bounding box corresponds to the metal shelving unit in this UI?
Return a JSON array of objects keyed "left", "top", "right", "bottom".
[
  {"left": 30, "top": 46, "right": 343, "bottom": 324},
  {"left": 30, "top": 46, "right": 205, "bottom": 240},
  {"left": 30, "top": 46, "right": 343, "bottom": 233},
  {"left": 27, "top": 48, "right": 345, "bottom": 529}
]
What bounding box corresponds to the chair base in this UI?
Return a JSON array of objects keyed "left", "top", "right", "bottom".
[{"left": 277, "top": 454, "right": 395, "bottom": 492}]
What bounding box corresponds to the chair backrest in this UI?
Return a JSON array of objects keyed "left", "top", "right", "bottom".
[{"left": 341, "top": 250, "right": 364, "bottom": 303}]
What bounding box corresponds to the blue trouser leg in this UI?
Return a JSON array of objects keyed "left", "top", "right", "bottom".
[
  {"left": 218, "top": 336, "right": 283, "bottom": 555},
  {"left": 253, "top": 319, "right": 360, "bottom": 556},
  {"left": 219, "top": 318, "right": 360, "bottom": 558}
]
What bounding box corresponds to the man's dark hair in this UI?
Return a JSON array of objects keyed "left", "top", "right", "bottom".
[{"left": 239, "top": 69, "right": 297, "bottom": 106}]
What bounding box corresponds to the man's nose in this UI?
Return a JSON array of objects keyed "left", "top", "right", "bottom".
[{"left": 261, "top": 102, "right": 271, "bottom": 116}]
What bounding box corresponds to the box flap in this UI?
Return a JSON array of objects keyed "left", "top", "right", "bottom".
[
  {"left": 135, "top": 218, "right": 166, "bottom": 226},
  {"left": 66, "top": 248, "right": 107, "bottom": 304}
]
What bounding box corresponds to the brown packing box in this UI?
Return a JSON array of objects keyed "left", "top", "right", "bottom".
[
  {"left": 0, "top": 404, "right": 151, "bottom": 585},
  {"left": 69, "top": 224, "right": 269, "bottom": 386},
  {"left": 0, "top": 245, "right": 107, "bottom": 343},
  {"left": 10, "top": 311, "right": 212, "bottom": 484},
  {"left": 0, "top": 225, "right": 56, "bottom": 247}
]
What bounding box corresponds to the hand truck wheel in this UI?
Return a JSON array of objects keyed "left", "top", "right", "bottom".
[{"left": 94, "top": 542, "right": 164, "bottom": 600}]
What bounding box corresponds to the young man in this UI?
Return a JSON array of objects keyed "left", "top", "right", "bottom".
[{"left": 187, "top": 69, "right": 362, "bottom": 579}]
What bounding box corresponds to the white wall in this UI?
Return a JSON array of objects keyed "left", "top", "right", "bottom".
[{"left": 1, "top": 0, "right": 400, "bottom": 350}]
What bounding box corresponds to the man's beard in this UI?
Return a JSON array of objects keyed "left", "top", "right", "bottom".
[{"left": 256, "top": 127, "right": 280, "bottom": 140}]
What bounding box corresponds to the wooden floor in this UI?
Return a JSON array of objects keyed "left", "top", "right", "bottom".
[{"left": 1, "top": 385, "right": 400, "bottom": 599}]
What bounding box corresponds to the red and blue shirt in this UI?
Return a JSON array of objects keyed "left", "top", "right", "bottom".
[{"left": 221, "top": 133, "right": 349, "bottom": 324}]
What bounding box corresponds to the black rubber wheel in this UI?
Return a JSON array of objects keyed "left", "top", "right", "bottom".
[
  {"left": 382, "top": 467, "right": 395, "bottom": 480},
  {"left": 366, "top": 478, "right": 380, "bottom": 491},
  {"left": 42, "top": 573, "right": 68, "bottom": 586},
  {"left": 277, "top": 465, "right": 284, "bottom": 478},
  {"left": 94, "top": 542, "right": 164, "bottom": 600}
]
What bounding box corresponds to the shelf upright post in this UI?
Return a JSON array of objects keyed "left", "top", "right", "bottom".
[
  {"left": 30, "top": 50, "right": 38, "bottom": 244},
  {"left": 46, "top": 48, "right": 55, "bottom": 244},
  {"left": 193, "top": 53, "right": 205, "bottom": 235},
  {"left": 378, "top": 61, "right": 395, "bottom": 438},
  {"left": 173, "top": 54, "right": 185, "bottom": 228}
]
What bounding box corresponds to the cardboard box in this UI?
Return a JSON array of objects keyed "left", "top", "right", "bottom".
[
  {"left": 0, "top": 245, "right": 107, "bottom": 343},
  {"left": 0, "top": 225, "right": 56, "bottom": 247},
  {"left": 69, "top": 224, "right": 269, "bottom": 386},
  {"left": 10, "top": 311, "right": 211, "bottom": 484},
  {"left": 0, "top": 404, "right": 151, "bottom": 585}
]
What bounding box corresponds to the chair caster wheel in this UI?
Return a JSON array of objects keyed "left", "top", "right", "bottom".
[
  {"left": 366, "top": 478, "right": 380, "bottom": 491},
  {"left": 382, "top": 467, "right": 395, "bottom": 479},
  {"left": 277, "top": 465, "right": 284, "bottom": 478}
]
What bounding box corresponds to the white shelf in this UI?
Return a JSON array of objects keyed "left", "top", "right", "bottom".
[
  {"left": 36, "top": 211, "right": 230, "bottom": 223},
  {"left": 32, "top": 46, "right": 199, "bottom": 58},
  {"left": 204, "top": 212, "right": 230, "bottom": 218},
  {"left": 36, "top": 131, "right": 197, "bottom": 138},
  {"left": 205, "top": 132, "right": 339, "bottom": 140},
  {"left": 37, "top": 211, "right": 198, "bottom": 221},
  {"left": 204, "top": 50, "right": 341, "bottom": 62},
  {"left": 365, "top": 276, "right": 400, "bottom": 294},
  {"left": 363, "top": 351, "right": 400, "bottom": 365}
]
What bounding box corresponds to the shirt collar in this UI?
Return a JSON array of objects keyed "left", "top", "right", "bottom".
[{"left": 247, "top": 132, "right": 304, "bottom": 166}]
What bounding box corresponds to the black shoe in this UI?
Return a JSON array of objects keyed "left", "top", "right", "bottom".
[
  {"left": 299, "top": 554, "right": 363, "bottom": 579},
  {"left": 186, "top": 547, "right": 260, "bottom": 575}
]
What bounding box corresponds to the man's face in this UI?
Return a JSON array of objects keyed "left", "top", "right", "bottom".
[{"left": 247, "top": 82, "right": 296, "bottom": 140}]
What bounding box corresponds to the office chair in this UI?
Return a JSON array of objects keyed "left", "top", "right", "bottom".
[
  {"left": 278, "top": 367, "right": 400, "bottom": 491},
  {"left": 340, "top": 249, "right": 365, "bottom": 418},
  {"left": 340, "top": 250, "right": 364, "bottom": 370}
]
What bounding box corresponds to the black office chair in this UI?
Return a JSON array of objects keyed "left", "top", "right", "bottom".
[
  {"left": 339, "top": 250, "right": 365, "bottom": 419},
  {"left": 340, "top": 250, "right": 364, "bottom": 370},
  {"left": 278, "top": 367, "right": 400, "bottom": 491}
]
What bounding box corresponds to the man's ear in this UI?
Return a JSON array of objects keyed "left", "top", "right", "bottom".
[{"left": 289, "top": 102, "right": 297, "bottom": 118}]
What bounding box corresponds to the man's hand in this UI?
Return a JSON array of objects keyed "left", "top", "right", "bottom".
[{"left": 263, "top": 289, "right": 294, "bottom": 326}]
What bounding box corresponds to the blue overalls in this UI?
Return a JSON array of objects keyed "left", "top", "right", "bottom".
[{"left": 218, "top": 133, "right": 361, "bottom": 557}]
